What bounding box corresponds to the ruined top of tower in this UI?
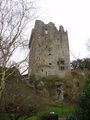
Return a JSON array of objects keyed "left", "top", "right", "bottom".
[{"left": 28, "top": 20, "right": 71, "bottom": 79}]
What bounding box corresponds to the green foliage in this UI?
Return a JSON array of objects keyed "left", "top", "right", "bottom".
[
  {"left": 40, "top": 113, "right": 58, "bottom": 120},
  {"left": 0, "top": 114, "right": 10, "bottom": 120},
  {"left": 76, "top": 74, "right": 90, "bottom": 120},
  {"left": 66, "top": 114, "right": 78, "bottom": 120},
  {"left": 37, "top": 105, "right": 75, "bottom": 117},
  {"left": 71, "top": 58, "right": 90, "bottom": 70},
  {"left": 0, "top": 105, "right": 75, "bottom": 120},
  {"left": 26, "top": 116, "right": 37, "bottom": 120},
  {"left": 18, "top": 116, "right": 37, "bottom": 120}
]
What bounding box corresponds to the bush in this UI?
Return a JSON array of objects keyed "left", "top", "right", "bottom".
[
  {"left": 66, "top": 114, "right": 78, "bottom": 120},
  {"left": 76, "top": 74, "right": 90, "bottom": 120}
]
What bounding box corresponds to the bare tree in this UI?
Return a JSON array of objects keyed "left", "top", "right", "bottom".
[{"left": 0, "top": 0, "right": 38, "bottom": 98}]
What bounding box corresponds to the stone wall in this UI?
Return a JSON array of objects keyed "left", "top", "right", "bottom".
[{"left": 29, "top": 20, "right": 71, "bottom": 79}]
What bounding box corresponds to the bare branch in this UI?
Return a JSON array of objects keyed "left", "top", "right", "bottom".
[{"left": 0, "top": 0, "right": 38, "bottom": 98}]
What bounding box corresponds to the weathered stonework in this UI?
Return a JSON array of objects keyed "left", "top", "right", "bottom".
[{"left": 29, "top": 20, "right": 71, "bottom": 79}]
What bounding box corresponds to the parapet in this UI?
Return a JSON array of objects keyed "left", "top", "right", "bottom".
[
  {"left": 59, "top": 25, "right": 64, "bottom": 32},
  {"left": 33, "top": 20, "right": 67, "bottom": 33},
  {"left": 35, "top": 20, "right": 44, "bottom": 28},
  {"left": 34, "top": 20, "right": 57, "bottom": 30},
  {"left": 48, "top": 22, "right": 55, "bottom": 27}
]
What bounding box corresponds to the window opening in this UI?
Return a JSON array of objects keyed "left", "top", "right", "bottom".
[
  {"left": 49, "top": 53, "right": 51, "bottom": 56},
  {"left": 57, "top": 59, "right": 65, "bottom": 65},
  {"left": 46, "top": 71, "right": 47, "bottom": 76},
  {"left": 61, "top": 60, "right": 65, "bottom": 64},
  {"left": 45, "top": 27, "right": 48, "bottom": 34},
  {"left": 49, "top": 63, "right": 52, "bottom": 65},
  {"left": 49, "top": 48, "right": 51, "bottom": 51},
  {"left": 61, "top": 66, "right": 65, "bottom": 70},
  {"left": 45, "top": 30, "right": 48, "bottom": 34}
]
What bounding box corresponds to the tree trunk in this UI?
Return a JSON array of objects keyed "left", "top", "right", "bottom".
[{"left": 0, "top": 70, "right": 6, "bottom": 99}]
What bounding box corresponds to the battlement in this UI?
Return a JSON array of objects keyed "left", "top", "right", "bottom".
[{"left": 34, "top": 20, "right": 66, "bottom": 33}]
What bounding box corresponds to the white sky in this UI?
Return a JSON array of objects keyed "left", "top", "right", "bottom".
[
  {"left": 12, "top": 0, "right": 90, "bottom": 63},
  {"left": 37, "top": 0, "right": 90, "bottom": 60}
]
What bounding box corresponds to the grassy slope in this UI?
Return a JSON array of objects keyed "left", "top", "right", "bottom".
[
  {"left": 0, "top": 105, "right": 75, "bottom": 120},
  {"left": 37, "top": 104, "right": 75, "bottom": 117}
]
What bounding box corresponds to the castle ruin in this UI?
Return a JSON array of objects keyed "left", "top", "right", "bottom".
[{"left": 29, "top": 20, "right": 71, "bottom": 79}]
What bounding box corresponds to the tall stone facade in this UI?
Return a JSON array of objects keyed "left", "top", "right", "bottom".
[{"left": 29, "top": 20, "right": 70, "bottom": 79}]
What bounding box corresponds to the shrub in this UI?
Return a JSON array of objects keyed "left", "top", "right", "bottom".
[{"left": 76, "top": 74, "right": 90, "bottom": 120}]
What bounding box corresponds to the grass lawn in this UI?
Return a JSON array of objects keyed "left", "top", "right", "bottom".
[
  {"left": 37, "top": 104, "right": 75, "bottom": 117},
  {"left": 0, "top": 104, "right": 75, "bottom": 120}
]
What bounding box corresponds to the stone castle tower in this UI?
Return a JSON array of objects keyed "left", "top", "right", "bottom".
[{"left": 29, "top": 20, "right": 70, "bottom": 79}]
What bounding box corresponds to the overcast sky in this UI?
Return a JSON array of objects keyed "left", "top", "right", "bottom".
[
  {"left": 12, "top": 0, "right": 90, "bottom": 63},
  {"left": 36, "top": 0, "right": 90, "bottom": 60}
]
